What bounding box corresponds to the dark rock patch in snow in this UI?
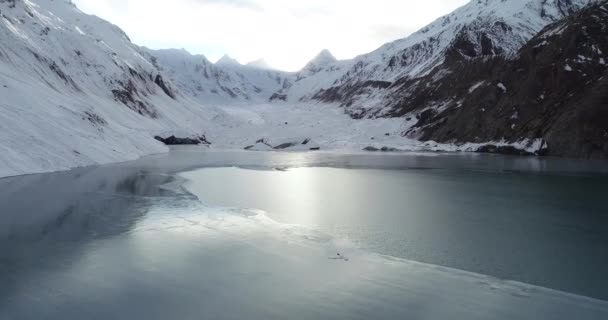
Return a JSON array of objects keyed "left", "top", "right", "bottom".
[
  {"left": 82, "top": 111, "right": 107, "bottom": 128},
  {"left": 245, "top": 138, "right": 320, "bottom": 151},
  {"left": 154, "top": 74, "right": 176, "bottom": 99},
  {"left": 269, "top": 93, "right": 288, "bottom": 102},
  {"left": 154, "top": 135, "right": 210, "bottom": 146},
  {"left": 274, "top": 142, "right": 297, "bottom": 150},
  {"left": 112, "top": 80, "right": 158, "bottom": 118}
]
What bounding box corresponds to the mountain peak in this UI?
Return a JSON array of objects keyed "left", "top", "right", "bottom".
[
  {"left": 309, "top": 49, "right": 336, "bottom": 66},
  {"left": 216, "top": 54, "right": 241, "bottom": 67},
  {"left": 300, "top": 49, "right": 337, "bottom": 73}
]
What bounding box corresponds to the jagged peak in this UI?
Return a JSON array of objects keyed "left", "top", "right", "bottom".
[
  {"left": 300, "top": 49, "right": 337, "bottom": 73},
  {"left": 310, "top": 49, "right": 336, "bottom": 65},
  {"left": 216, "top": 54, "right": 241, "bottom": 67}
]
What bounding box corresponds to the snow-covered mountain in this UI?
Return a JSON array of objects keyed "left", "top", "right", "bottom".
[
  {"left": 394, "top": 0, "right": 608, "bottom": 158},
  {"left": 270, "top": 49, "right": 348, "bottom": 102},
  {"left": 0, "top": 0, "right": 220, "bottom": 177},
  {"left": 0, "top": 0, "right": 605, "bottom": 179},
  {"left": 299, "top": 49, "right": 337, "bottom": 77},
  {"left": 144, "top": 48, "right": 292, "bottom": 103},
  {"left": 277, "top": 0, "right": 596, "bottom": 111}
]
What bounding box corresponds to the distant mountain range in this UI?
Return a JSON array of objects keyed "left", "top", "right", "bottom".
[{"left": 144, "top": 48, "right": 291, "bottom": 103}]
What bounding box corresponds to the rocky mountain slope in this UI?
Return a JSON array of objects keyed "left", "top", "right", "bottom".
[
  {"left": 392, "top": 0, "right": 608, "bottom": 158},
  {"left": 304, "top": 0, "right": 606, "bottom": 157}
]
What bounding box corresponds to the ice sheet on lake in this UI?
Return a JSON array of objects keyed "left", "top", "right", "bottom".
[
  {"left": 173, "top": 175, "right": 608, "bottom": 320},
  {"left": 2, "top": 168, "right": 607, "bottom": 320}
]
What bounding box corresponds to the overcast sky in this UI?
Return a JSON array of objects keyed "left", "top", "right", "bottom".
[{"left": 72, "top": 0, "right": 469, "bottom": 71}]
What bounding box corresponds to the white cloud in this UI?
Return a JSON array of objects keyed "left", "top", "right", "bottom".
[{"left": 73, "top": 0, "right": 469, "bottom": 71}]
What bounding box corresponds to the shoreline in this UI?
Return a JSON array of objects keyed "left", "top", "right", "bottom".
[{"left": 2, "top": 146, "right": 608, "bottom": 181}]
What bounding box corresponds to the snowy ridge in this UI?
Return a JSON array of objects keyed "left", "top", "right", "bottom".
[
  {"left": 276, "top": 0, "right": 596, "bottom": 106},
  {"left": 270, "top": 49, "right": 346, "bottom": 102},
  {"left": 299, "top": 49, "right": 337, "bottom": 77},
  {"left": 215, "top": 54, "right": 241, "bottom": 67},
  {"left": 358, "top": 0, "right": 596, "bottom": 79},
  {"left": 144, "top": 48, "right": 292, "bottom": 103}
]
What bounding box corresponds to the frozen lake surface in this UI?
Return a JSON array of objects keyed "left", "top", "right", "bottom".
[{"left": 1, "top": 148, "right": 607, "bottom": 319}]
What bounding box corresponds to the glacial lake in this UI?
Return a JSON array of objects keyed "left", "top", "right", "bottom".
[{"left": 1, "top": 148, "right": 608, "bottom": 319}]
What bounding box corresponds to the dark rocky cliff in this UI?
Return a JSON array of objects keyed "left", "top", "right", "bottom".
[{"left": 397, "top": 1, "right": 608, "bottom": 158}]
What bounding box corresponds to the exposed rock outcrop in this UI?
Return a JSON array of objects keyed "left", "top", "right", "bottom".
[
  {"left": 245, "top": 138, "right": 320, "bottom": 151},
  {"left": 154, "top": 135, "right": 210, "bottom": 145}
]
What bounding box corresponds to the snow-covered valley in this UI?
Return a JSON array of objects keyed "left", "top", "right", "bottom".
[{"left": 205, "top": 103, "right": 547, "bottom": 154}]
